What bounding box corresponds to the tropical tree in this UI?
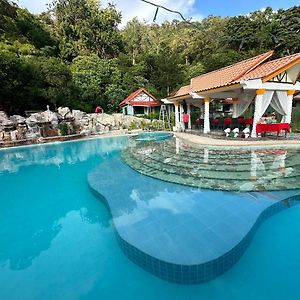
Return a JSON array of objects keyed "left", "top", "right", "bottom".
[
  {"left": 50, "top": 0, "right": 123, "bottom": 60},
  {"left": 70, "top": 55, "right": 123, "bottom": 112}
]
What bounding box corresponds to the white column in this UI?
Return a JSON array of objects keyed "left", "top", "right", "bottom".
[
  {"left": 204, "top": 98, "right": 210, "bottom": 134},
  {"left": 187, "top": 103, "right": 191, "bottom": 130},
  {"left": 251, "top": 89, "right": 265, "bottom": 138},
  {"left": 174, "top": 103, "right": 180, "bottom": 131},
  {"left": 285, "top": 90, "right": 295, "bottom": 124}
]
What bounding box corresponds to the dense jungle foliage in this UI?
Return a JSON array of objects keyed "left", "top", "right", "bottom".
[{"left": 0, "top": 0, "right": 299, "bottom": 115}]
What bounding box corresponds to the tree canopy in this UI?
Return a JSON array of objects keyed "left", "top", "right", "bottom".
[{"left": 0, "top": 0, "right": 299, "bottom": 114}]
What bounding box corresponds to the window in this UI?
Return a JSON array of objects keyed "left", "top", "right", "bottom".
[{"left": 134, "top": 106, "right": 145, "bottom": 115}]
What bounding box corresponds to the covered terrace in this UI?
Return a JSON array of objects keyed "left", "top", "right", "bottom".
[{"left": 166, "top": 50, "right": 300, "bottom": 138}]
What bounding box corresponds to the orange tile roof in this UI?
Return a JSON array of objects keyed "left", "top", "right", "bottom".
[
  {"left": 174, "top": 85, "right": 191, "bottom": 97},
  {"left": 119, "top": 88, "right": 160, "bottom": 107},
  {"left": 189, "top": 50, "right": 274, "bottom": 94},
  {"left": 170, "top": 50, "right": 300, "bottom": 99},
  {"left": 239, "top": 52, "right": 300, "bottom": 81}
]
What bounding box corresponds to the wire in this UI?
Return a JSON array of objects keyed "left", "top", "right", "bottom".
[{"left": 141, "top": 0, "right": 190, "bottom": 23}]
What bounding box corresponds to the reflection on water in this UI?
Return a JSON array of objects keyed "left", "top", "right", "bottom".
[
  {"left": 0, "top": 137, "right": 128, "bottom": 270},
  {"left": 0, "top": 137, "right": 127, "bottom": 174},
  {"left": 250, "top": 149, "right": 293, "bottom": 179}
]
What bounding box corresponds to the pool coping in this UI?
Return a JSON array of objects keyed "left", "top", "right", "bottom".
[{"left": 174, "top": 132, "right": 300, "bottom": 149}]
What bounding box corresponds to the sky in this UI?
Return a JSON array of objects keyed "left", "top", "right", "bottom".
[{"left": 17, "top": 0, "right": 300, "bottom": 26}]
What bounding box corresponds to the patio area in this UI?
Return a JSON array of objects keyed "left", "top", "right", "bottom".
[{"left": 164, "top": 50, "right": 300, "bottom": 139}]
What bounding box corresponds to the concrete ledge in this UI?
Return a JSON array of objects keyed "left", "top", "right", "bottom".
[{"left": 174, "top": 132, "right": 300, "bottom": 148}]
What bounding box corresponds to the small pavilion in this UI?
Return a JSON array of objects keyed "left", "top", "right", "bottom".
[
  {"left": 119, "top": 88, "right": 161, "bottom": 116},
  {"left": 166, "top": 50, "right": 300, "bottom": 137}
]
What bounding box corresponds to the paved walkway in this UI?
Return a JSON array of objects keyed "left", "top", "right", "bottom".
[{"left": 175, "top": 132, "right": 300, "bottom": 147}]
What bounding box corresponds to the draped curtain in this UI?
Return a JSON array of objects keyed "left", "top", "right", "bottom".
[
  {"left": 270, "top": 91, "right": 291, "bottom": 123},
  {"left": 253, "top": 91, "right": 274, "bottom": 122},
  {"left": 251, "top": 90, "right": 274, "bottom": 137},
  {"left": 232, "top": 92, "right": 256, "bottom": 118}
]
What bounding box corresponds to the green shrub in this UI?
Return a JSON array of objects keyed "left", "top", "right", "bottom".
[
  {"left": 58, "top": 122, "right": 69, "bottom": 135},
  {"left": 129, "top": 121, "right": 138, "bottom": 131},
  {"left": 169, "top": 112, "right": 175, "bottom": 126},
  {"left": 147, "top": 112, "right": 159, "bottom": 120},
  {"left": 242, "top": 106, "right": 254, "bottom": 119},
  {"left": 190, "top": 111, "right": 200, "bottom": 124},
  {"left": 291, "top": 107, "right": 300, "bottom": 132}
]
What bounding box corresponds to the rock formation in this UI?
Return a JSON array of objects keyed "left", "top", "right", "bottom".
[{"left": 0, "top": 107, "right": 164, "bottom": 143}]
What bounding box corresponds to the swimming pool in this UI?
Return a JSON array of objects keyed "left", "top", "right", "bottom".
[{"left": 1, "top": 136, "right": 300, "bottom": 299}]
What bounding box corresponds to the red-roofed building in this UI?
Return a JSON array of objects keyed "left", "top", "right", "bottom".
[
  {"left": 166, "top": 51, "right": 300, "bottom": 137},
  {"left": 119, "top": 88, "right": 161, "bottom": 116}
]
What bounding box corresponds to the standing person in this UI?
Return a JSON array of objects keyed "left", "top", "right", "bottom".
[
  {"left": 183, "top": 113, "right": 189, "bottom": 132},
  {"left": 95, "top": 106, "right": 102, "bottom": 113}
]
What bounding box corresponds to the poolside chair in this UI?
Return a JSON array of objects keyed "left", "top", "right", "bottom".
[
  {"left": 242, "top": 127, "right": 250, "bottom": 138},
  {"left": 232, "top": 128, "right": 239, "bottom": 138},
  {"left": 224, "top": 128, "right": 231, "bottom": 137},
  {"left": 231, "top": 118, "right": 240, "bottom": 130},
  {"left": 217, "top": 118, "right": 224, "bottom": 130}
]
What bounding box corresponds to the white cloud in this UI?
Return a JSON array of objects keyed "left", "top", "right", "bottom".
[
  {"left": 102, "top": 0, "right": 202, "bottom": 26},
  {"left": 17, "top": 0, "right": 202, "bottom": 26}
]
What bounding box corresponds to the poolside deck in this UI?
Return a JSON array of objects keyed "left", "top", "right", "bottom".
[{"left": 175, "top": 131, "right": 300, "bottom": 148}]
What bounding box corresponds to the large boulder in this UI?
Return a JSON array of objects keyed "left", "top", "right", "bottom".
[
  {"left": 94, "top": 113, "right": 116, "bottom": 128},
  {"left": 10, "top": 115, "right": 26, "bottom": 124},
  {"left": 10, "top": 130, "right": 18, "bottom": 141},
  {"left": 114, "top": 114, "right": 151, "bottom": 129},
  {"left": 42, "top": 110, "right": 58, "bottom": 123},
  {"left": 72, "top": 109, "right": 87, "bottom": 120},
  {"left": 0, "top": 111, "right": 13, "bottom": 128},
  {"left": 26, "top": 112, "right": 47, "bottom": 124},
  {"left": 58, "top": 107, "right": 73, "bottom": 119},
  {"left": 0, "top": 111, "right": 9, "bottom": 123}
]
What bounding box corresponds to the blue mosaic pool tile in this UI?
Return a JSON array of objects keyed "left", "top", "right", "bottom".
[{"left": 89, "top": 155, "right": 300, "bottom": 284}]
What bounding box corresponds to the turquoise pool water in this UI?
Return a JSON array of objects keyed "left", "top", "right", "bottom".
[{"left": 0, "top": 136, "right": 300, "bottom": 299}]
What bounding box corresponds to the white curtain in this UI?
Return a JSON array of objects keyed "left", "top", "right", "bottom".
[
  {"left": 254, "top": 91, "right": 274, "bottom": 121},
  {"left": 270, "top": 91, "right": 291, "bottom": 123},
  {"left": 232, "top": 92, "right": 256, "bottom": 118},
  {"left": 251, "top": 91, "right": 274, "bottom": 137}
]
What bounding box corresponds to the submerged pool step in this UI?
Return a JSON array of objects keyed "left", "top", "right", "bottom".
[
  {"left": 123, "top": 150, "right": 300, "bottom": 191},
  {"left": 143, "top": 150, "right": 300, "bottom": 173},
  {"left": 123, "top": 139, "right": 300, "bottom": 192},
  {"left": 149, "top": 140, "right": 298, "bottom": 159},
  {"left": 160, "top": 146, "right": 297, "bottom": 165},
  {"left": 147, "top": 156, "right": 300, "bottom": 179},
  {"left": 134, "top": 141, "right": 297, "bottom": 166},
  {"left": 127, "top": 146, "right": 300, "bottom": 176},
  {"left": 128, "top": 150, "right": 300, "bottom": 182}
]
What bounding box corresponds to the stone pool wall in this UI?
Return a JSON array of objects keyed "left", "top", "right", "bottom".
[{"left": 0, "top": 107, "right": 162, "bottom": 146}]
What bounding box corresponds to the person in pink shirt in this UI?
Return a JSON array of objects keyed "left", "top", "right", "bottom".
[
  {"left": 183, "top": 113, "right": 189, "bottom": 131},
  {"left": 95, "top": 106, "right": 102, "bottom": 113}
]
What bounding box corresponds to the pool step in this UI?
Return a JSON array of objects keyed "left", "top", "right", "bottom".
[{"left": 122, "top": 139, "right": 300, "bottom": 192}]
